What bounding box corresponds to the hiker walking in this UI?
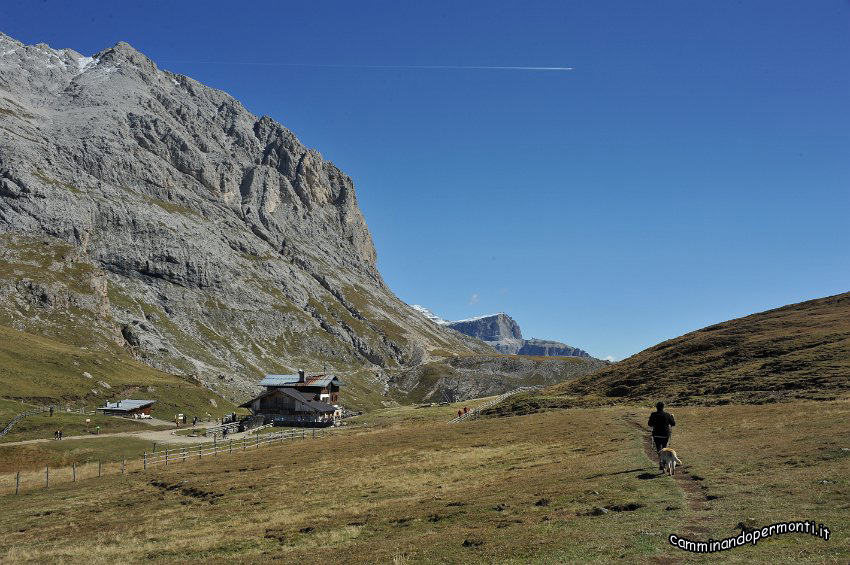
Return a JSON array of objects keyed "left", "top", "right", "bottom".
[
  {"left": 53, "top": 430, "right": 58, "bottom": 440},
  {"left": 58, "top": 429, "right": 63, "bottom": 440},
  {"left": 648, "top": 401, "right": 675, "bottom": 461}
]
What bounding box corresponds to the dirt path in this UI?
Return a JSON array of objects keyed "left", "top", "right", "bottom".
[
  {"left": 622, "top": 414, "right": 712, "bottom": 528},
  {"left": 0, "top": 427, "right": 253, "bottom": 447},
  {"left": 620, "top": 413, "right": 715, "bottom": 564}
]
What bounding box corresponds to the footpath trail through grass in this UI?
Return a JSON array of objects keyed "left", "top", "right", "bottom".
[{"left": 0, "top": 401, "right": 847, "bottom": 563}]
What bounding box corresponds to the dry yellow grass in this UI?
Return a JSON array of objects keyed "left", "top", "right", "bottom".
[{"left": 0, "top": 400, "right": 847, "bottom": 563}]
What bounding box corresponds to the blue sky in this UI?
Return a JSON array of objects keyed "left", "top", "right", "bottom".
[{"left": 3, "top": 1, "right": 848, "bottom": 360}]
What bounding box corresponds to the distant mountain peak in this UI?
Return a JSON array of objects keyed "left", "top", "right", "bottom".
[
  {"left": 410, "top": 305, "right": 592, "bottom": 358},
  {"left": 410, "top": 305, "right": 448, "bottom": 325}
]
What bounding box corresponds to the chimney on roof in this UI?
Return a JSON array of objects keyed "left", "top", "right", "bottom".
[{"left": 298, "top": 369, "right": 305, "bottom": 383}]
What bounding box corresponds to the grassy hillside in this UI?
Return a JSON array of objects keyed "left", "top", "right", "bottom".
[
  {"left": 0, "top": 324, "right": 237, "bottom": 424},
  {"left": 0, "top": 398, "right": 171, "bottom": 445},
  {"left": 549, "top": 292, "right": 850, "bottom": 406},
  {"left": 389, "top": 352, "right": 608, "bottom": 404},
  {"left": 0, "top": 400, "right": 847, "bottom": 562}
]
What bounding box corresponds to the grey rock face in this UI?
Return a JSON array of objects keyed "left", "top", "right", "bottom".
[
  {"left": 447, "top": 313, "right": 524, "bottom": 353},
  {"left": 391, "top": 354, "right": 608, "bottom": 403},
  {"left": 448, "top": 313, "right": 522, "bottom": 342},
  {"left": 0, "top": 33, "right": 488, "bottom": 401},
  {"left": 517, "top": 338, "right": 590, "bottom": 357},
  {"left": 412, "top": 308, "right": 592, "bottom": 357}
]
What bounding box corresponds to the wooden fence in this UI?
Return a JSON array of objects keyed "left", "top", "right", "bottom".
[
  {"left": 0, "top": 427, "right": 328, "bottom": 496},
  {"left": 203, "top": 421, "right": 240, "bottom": 437},
  {"left": 245, "top": 423, "right": 274, "bottom": 435},
  {"left": 1, "top": 404, "right": 89, "bottom": 439},
  {"left": 448, "top": 386, "right": 544, "bottom": 423}
]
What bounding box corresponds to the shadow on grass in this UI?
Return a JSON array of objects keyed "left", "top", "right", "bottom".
[{"left": 584, "top": 467, "right": 646, "bottom": 480}]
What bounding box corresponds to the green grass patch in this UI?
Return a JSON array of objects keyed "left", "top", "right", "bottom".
[{"left": 0, "top": 324, "right": 236, "bottom": 427}]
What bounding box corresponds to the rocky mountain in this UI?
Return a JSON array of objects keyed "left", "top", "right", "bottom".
[
  {"left": 448, "top": 313, "right": 525, "bottom": 353},
  {"left": 0, "top": 33, "right": 490, "bottom": 407},
  {"left": 390, "top": 353, "right": 608, "bottom": 403},
  {"left": 516, "top": 338, "right": 589, "bottom": 357},
  {"left": 551, "top": 292, "right": 850, "bottom": 405},
  {"left": 410, "top": 305, "right": 448, "bottom": 325},
  {"left": 411, "top": 307, "right": 592, "bottom": 357}
]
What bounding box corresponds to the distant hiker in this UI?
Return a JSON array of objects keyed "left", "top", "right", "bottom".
[
  {"left": 58, "top": 429, "right": 63, "bottom": 440},
  {"left": 49, "top": 406, "right": 54, "bottom": 417},
  {"left": 95, "top": 425, "right": 100, "bottom": 435},
  {"left": 463, "top": 406, "right": 469, "bottom": 415},
  {"left": 457, "top": 409, "right": 463, "bottom": 418},
  {"left": 648, "top": 401, "right": 675, "bottom": 458},
  {"left": 53, "top": 430, "right": 58, "bottom": 440}
]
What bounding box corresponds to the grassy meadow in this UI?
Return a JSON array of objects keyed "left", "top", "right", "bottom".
[
  {"left": 0, "top": 324, "right": 237, "bottom": 423},
  {"left": 0, "top": 399, "right": 172, "bottom": 445},
  {"left": 0, "top": 399, "right": 847, "bottom": 563}
]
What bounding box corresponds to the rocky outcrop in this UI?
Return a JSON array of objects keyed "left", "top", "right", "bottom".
[
  {"left": 0, "top": 33, "right": 489, "bottom": 401},
  {"left": 447, "top": 313, "right": 524, "bottom": 353},
  {"left": 410, "top": 307, "right": 592, "bottom": 358},
  {"left": 390, "top": 353, "right": 608, "bottom": 403},
  {"left": 517, "top": 338, "right": 590, "bottom": 357}
]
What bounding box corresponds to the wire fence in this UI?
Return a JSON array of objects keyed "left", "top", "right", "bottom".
[{"left": 0, "top": 427, "right": 329, "bottom": 496}]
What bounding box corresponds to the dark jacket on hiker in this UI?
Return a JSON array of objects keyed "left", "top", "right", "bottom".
[{"left": 648, "top": 410, "right": 675, "bottom": 438}]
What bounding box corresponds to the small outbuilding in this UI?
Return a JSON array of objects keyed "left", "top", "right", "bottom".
[{"left": 96, "top": 399, "right": 156, "bottom": 418}]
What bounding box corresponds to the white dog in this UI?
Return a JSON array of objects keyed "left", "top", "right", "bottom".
[{"left": 658, "top": 447, "right": 682, "bottom": 476}]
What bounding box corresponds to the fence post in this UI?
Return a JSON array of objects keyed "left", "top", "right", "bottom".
[
  {"left": 144, "top": 451, "right": 147, "bottom": 470},
  {"left": 312, "top": 428, "right": 316, "bottom": 439},
  {"left": 15, "top": 471, "right": 20, "bottom": 495},
  {"left": 198, "top": 444, "right": 202, "bottom": 459},
  {"left": 256, "top": 434, "right": 259, "bottom": 448},
  {"left": 73, "top": 462, "right": 76, "bottom": 482},
  {"left": 243, "top": 437, "right": 246, "bottom": 450},
  {"left": 302, "top": 429, "right": 306, "bottom": 440},
  {"left": 45, "top": 466, "right": 49, "bottom": 489},
  {"left": 122, "top": 459, "right": 126, "bottom": 474},
  {"left": 229, "top": 439, "right": 233, "bottom": 454},
  {"left": 182, "top": 447, "right": 187, "bottom": 463},
  {"left": 165, "top": 448, "right": 169, "bottom": 466},
  {"left": 214, "top": 436, "right": 217, "bottom": 456}
]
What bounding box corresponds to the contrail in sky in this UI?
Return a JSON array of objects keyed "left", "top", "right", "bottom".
[{"left": 158, "top": 60, "right": 574, "bottom": 71}]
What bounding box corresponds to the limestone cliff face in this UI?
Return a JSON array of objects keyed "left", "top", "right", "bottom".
[
  {"left": 448, "top": 314, "right": 523, "bottom": 346},
  {"left": 517, "top": 339, "right": 590, "bottom": 358},
  {"left": 0, "top": 33, "right": 487, "bottom": 401},
  {"left": 415, "top": 310, "right": 593, "bottom": 358}
]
